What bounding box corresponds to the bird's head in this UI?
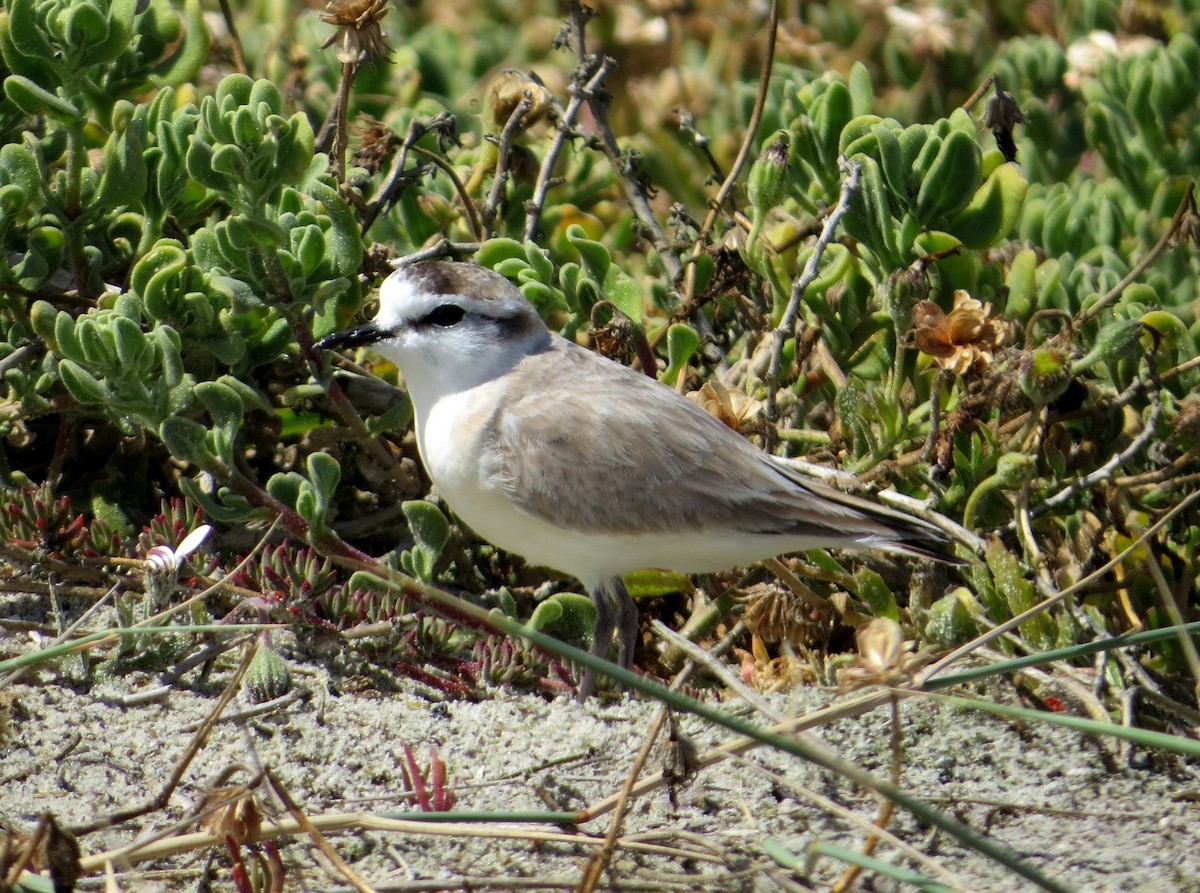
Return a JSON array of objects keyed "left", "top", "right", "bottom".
[{"left": 317, "top": 262, "right": 551, "bottom": 399}]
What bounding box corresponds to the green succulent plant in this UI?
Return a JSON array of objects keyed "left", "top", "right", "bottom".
[{"left": 0, "top": 0, "right": 1194, "bottom": 715}]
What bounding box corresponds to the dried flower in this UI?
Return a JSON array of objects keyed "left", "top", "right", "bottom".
[
  {"left": 687, "top": 380, "right": 763, "bottom": 434},
  {"left": 485, "top": 70, "right": 553, "bottom": 132},
  {"left": 320, "top": 0, "right": 392, "bottom": 65},
  {"left": 352, "top": 115, "right": 400, "bottom": 174},
  {"left": 734, "top": 635, "right": 809, "bottom": 692},
  {"left": 912, "top": 290, "right": 1008, "bottom": 375},
  {"left": 838, "top": 618, "right": 931, "bottom": 690},
  {"left": 198, "top": 787, "right": 262, "bottom": 845}
]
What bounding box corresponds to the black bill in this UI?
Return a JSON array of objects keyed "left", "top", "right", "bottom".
[{"left": 315, "top": 323, "right": 385, "bottom": 351}]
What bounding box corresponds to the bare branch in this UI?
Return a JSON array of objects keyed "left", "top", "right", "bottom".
[
  {"left": 479, "top": 93, "right": 534, "bottom": 234},
  {"left": 764, "top": 158, "right": 862, "bottom": 425},
  {"left": 563, "top": 1, "right": 680, "bottom": 278},
  {"left": 524, "top": 57, "right": 615, "bottom": 242}
]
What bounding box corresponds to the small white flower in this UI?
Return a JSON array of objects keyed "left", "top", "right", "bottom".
[
  {"left": 885, "top": 4, "right": 956, "bottom": 57},
  {"left": 145, "top": 524, "right": 213, "bottom": 576}
]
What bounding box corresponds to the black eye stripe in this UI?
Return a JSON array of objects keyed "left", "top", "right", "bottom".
[
  {"left": 421, "top": 304, "right": 466, "bottom": 327},
  {"left": 412, "top": 303, "right": 539, "bottom": 341}
]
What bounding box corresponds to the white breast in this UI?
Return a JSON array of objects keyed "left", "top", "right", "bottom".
[
  {"left": 417, "top": 386, "right": 494, "bottom": 505},
  {"left": 414, "top": 381, "right": 540, "bottom": 559}
]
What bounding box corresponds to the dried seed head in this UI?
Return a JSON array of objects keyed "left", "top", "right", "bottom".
[
  {"left": 661, "top": 714, "right": 700, "bottom": 804},
  {"left": 588, "top": 303, "right": 636, "bottom": 363},
  {"left": 320, "top": 0, "right": 392, "bottom": 65},
  {"left": 352, "top": 115, "right": 399, "bottom": 174},
  {"left": 485, "top": 70, "right": 553, "bottom": 131},
  {"left": 1168, "top": 190, "right": 1200, "bottom": 249},
  {"left": 982, "top": 87, "right": 1025, "bottom": 133},
  {"left": 982, "top": 83, "right": 1025, "bottom": 163},
  {"left": 742, "top": 581, "right": 820, "bottom": 646}
]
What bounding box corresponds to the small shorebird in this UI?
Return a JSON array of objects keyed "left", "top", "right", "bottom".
[{"left": 319, "top": 262, "right": 959, "bottom": 695}]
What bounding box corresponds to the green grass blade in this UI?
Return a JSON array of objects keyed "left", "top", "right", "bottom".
[
  {"left": 928, "top": 621, "right": 1200, "bottom": 690},
  {"left": 924, "top": 692, "right": 1200, "bottom": 757},
  {"left": 0, "top": 623, "right": 276, "bottom": 674},
  {"left": 764, "top": 838, "right": 956, "bottom": 892}
]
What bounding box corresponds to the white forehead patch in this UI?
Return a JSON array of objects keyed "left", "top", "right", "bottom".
[{"left": 376, "top": 263, "right": 531, "bottom": 330}]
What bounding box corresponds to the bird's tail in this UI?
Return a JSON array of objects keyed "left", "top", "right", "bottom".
[{"left": 775, "top": 462, "right": 967, "bottom": 566}]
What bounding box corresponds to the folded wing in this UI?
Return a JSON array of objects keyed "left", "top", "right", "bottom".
[{"left": 481, "top": 339, "right": 959, "bottom": 564}]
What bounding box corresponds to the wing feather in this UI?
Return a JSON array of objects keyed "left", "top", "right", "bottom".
[{"left": 479, "top": 338, "right": 951, "bottom": 559}]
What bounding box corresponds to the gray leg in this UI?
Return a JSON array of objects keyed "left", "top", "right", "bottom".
[
  {"left": 579, "top": 578, "right": 639, "bottom": 698},
  {"left": 580, "top": 582, "right": 617, "bottom": 699},
  {"left": 610, "top": 577, "right": 639, "bottom": 671}
]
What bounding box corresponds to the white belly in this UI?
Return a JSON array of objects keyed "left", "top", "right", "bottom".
[{"left": 415, "top": 386, "right": 804, "bottom": 586}]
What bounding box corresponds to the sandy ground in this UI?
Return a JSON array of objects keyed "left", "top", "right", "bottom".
[{"left": 2, "top": 618, "right": 1199, "bottom": 893}]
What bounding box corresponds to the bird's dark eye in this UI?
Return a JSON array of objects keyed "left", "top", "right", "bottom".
[{"left": 425, "top": 304, "right": 466, "bottom": 327}]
